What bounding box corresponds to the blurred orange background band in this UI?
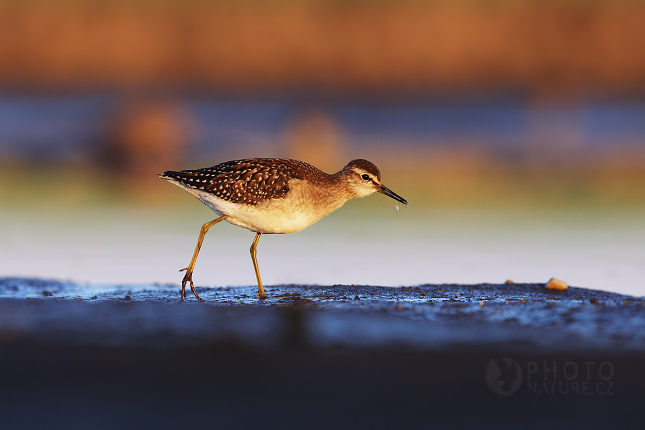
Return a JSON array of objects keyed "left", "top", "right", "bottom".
[{"left": 0, "top": 3, "right": 644, "bottom": 95}]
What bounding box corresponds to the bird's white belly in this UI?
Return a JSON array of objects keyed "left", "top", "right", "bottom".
[{"left": 227, "top": 204, "right": 320, "bottom": 234}]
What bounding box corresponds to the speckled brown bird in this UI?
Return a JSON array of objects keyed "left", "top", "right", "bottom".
[{"left": 160, "top": 158, "right": 408, "bottom": 301}]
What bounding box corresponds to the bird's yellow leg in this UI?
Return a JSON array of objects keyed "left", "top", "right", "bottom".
[
  {"left": 250, "top": 233, "right": 266, "bottom": 299},
  {"left": 180, "top": 215, "right": 229, "bottom": 301}
]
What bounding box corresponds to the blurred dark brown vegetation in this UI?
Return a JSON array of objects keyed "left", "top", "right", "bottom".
[
  {"left": 0, "top": 2, "right": 644, "bottom": 97},
  {"left": 99, "top": 98, "right": 197, "bottom": 189}
]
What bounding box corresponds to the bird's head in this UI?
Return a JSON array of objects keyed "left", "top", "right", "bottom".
[{"left": 340, "top": 159, "right": 408, "bottom": 206}]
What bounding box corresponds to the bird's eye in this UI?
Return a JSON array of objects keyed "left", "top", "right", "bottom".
[{"left": 361, "top": 174, "right": 370, "bottom": 181}]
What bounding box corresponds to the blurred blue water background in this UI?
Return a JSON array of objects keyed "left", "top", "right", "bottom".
[{"left": 2, "top": 94, "right": 645, "bottom": 162}]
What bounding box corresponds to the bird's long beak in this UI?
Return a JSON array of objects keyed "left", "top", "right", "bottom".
[{"left": 378, "top": 184, "right": 409, "bottom": 207}]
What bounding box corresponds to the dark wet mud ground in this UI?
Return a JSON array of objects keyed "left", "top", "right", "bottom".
[{"left": 1, "top": 278, "right": 644, "bottom": 429}]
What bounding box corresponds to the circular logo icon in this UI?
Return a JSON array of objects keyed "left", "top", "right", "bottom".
[{"left": 486, "top": 357, "right": 523, "bottom": 395}]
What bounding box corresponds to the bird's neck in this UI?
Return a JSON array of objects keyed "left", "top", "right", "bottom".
[{"left": 330, "top": 169, "right": 355, "bottom": 201}]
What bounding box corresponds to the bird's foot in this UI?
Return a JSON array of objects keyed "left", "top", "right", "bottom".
[{"left": 180, "top": 267, "right": 205, "bottom": 302}]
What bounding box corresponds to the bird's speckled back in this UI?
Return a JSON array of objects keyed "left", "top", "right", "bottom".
[{"left": 161, "top": 158, "right": 332, "bottom": 206}]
